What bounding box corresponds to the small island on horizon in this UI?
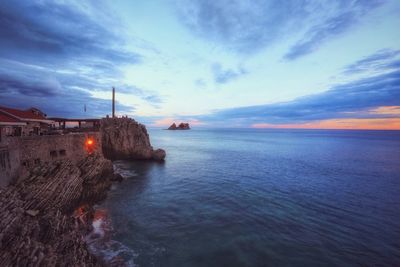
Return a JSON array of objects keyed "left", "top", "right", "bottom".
[{"left": 167, "top": 122, "right": 190, "bottom": 130}]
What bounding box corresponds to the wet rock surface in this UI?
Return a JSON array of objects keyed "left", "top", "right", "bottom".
[
  {"left": 152, "top": 149, "right": 167, "bottom": 161},
  {"left": 0, "top": 154, "right": 114, "bottom": 267},
  {"left": 101, "top": 117, "right": 166, "bottom": 161}
]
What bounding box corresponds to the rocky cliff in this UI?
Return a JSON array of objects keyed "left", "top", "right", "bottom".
[
  {"left": 0, "top": 154, "right": 113, "bottom": 266},
  {"left": 101, "top": 117, "right": 166, "bottom": 161}
]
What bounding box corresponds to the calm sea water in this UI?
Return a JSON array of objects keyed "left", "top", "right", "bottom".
[{"left": 88, "top": 129, "right": 400, "bottom": 267}]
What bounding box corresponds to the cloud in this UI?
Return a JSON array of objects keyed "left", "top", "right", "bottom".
[
  {"left": 251, "top": 118, "right": 400, "bottom": 130},
  {"left": 0, "top": 0, "right": 140, "bottom": 65},
  {"left": 176, "top": 0, "right": 385, "bottom": 57},
  {"left": 342, "top": 49, "right": 400, "bottom": 74},
  {"left": 194, "top": 61, "right": 400, "bottom": 127},
  {"left": 212, "top": 63, "right": 247, "bottom": 84},
  {"left": 194, "top": 79, "right": 207, "bottom": 87},
  {"left": 0, "top": 0, "right": 163, "bottom": 117},
  {"left": 284, "top": 0, "right": 385, "bottom": 60},
  {"left": 118, "top": 85, "right": 164, "bottom": 107}
]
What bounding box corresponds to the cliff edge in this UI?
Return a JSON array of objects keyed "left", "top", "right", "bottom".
[{"left": 101, "top": 117, "right": 166, "bottom": 161}]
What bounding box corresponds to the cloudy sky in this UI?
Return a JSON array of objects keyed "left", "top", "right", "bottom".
[{"left": 0, "top": 0, "right": 399, "bottom": 129}]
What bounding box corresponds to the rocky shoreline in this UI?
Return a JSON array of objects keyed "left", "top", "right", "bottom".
[
  {"left": 0, "top": 117, "right": 165, "bottom": 266},
  {"left": 0, "top": 155, "right": 113, "bottom": 266}
]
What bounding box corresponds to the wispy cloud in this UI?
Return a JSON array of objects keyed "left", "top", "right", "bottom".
[
  {"left": 252, "top": 118, "right": 400, "bottom": 130},
  {"left": 342, "top": 49, "right": 400, "bottom": 74},
  {"left": 212, "top": 63, "right": 247, "bottom": 84},
  {"left": 284, "top": 0, "right": 385, "bottom": 60},
  {"left": 176, "top": 0, "right": 385, "bottom": 58},
  {"left": 192, "top": 55, "right": 400, "bottom": 127},
  {"left": 194, "top": 79, "right": 207, "bottom": 88}
]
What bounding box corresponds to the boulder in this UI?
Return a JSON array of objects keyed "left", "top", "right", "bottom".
[
  {"left": 152, "top": 149, "right": 166, "bottom": 161},
  {"left": 111, "top": 173, "right": 124, "bottom": 182},
  {"left": 178, "top": 123, "right": 190, "bottom": 130},
  {"left": 168, "top": 123, "right": 177, "bottom": 130}
]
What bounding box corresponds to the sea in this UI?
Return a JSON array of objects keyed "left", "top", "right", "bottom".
[{"left": 86, "top": 129, "right": 400, "bottom": 267}]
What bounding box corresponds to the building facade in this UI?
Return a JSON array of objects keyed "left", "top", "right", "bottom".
[{"left": 0, "top": 106, "right": 53, "bottom": 141}]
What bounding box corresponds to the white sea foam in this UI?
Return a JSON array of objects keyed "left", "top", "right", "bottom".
[
  {"left": 113, "top": 161, "right": 138, "bottom": 178},
  {"left": 86, "top": 209, "right": 138, "bottom": 266}
]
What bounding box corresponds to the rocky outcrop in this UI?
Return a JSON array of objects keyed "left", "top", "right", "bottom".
[
  {"left": 101, "top": 117, "right": 166, "bottom": 161},
  {"left": 167, "top": 122, "right": 190, "bottom": 130},
  {"left": 168, "top": 123, "right": 177, "bottom": 130},
  {"left": 152, "top": 149, "right": 166, "bottom": 161},
  {"left": 0, "top": 154, "right": 113, "bottom": 266}
]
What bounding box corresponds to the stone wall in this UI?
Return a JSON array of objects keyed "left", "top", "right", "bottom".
[
  {"left": 0, "top": 138, "right": 21, "bottom": 187},
  {"left": 0, "top": 132, "right": 101, "bottom": 187}
]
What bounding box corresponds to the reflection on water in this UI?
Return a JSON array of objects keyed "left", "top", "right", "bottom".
[{"left": 93, "top": 129, "right": 400, "bottom": 266}]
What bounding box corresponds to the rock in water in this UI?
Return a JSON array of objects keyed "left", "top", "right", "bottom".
[
  {"left": 152, "top": 149, "right": 166, "bottom": 161},
  {"left": 178, "top": 123, "right": 190, "bottom": 130},
  {"left": 168, "top": 123, "right": 178, "bottom": 130},
  {"left": 167, "top": 122, "right": 190, "bottom": 130},
  {"left": 111, "top": 173, "right": 124, "bottom": 182},
  {"left": 101, "top": 117, "right": 166, "bottom": 161}
]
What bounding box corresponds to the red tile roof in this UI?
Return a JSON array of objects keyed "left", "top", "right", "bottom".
[
  {"left": 0, "top": 112, "right": 22, "bottom": 123},
  {"left": 0, "top": 106, "right": 46, "bottom": 120}
]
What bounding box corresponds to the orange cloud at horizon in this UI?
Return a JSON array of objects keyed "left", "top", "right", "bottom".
[
  {"left": 252, "top": 118, "right": 400, "bottom": 130},
  {"left": 369, "top": 106, "right": 400, "bottom": 115}
]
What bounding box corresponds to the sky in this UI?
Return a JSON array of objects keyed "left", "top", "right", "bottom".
[{"left": 0, "top": 0, "right": 399, "bottom": 129}]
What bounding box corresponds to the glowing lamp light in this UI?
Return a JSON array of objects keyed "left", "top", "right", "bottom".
[{"left": 85, "top": 137, "right": 95, "bottom": 154}]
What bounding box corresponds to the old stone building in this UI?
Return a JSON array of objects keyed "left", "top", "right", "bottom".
[{"left": 0, "top": 106, "right": 53, "bottom": 140}]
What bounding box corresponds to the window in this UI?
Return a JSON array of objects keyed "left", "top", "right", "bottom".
[
  {"left": 50, "top": 150, "right": 57, "bottom": 158},
  {"left": 0, "top": 149, "right": 10, "bottom": 170},
  {"left": 59, "top": 149, "right": 66, "bottom": 156}
]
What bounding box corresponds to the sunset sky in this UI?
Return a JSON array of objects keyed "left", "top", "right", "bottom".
[{"left": 0, "top": 0, "right": 399, "bottom": 129}]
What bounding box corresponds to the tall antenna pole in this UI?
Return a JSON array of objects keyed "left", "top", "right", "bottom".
[{"left": 112, "top": 87, "right": 115, "bottom": 118}]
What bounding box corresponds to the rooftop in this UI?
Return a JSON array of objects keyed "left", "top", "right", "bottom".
[{"left": 0, "top": 106, "right": 47, "bottom": 121}]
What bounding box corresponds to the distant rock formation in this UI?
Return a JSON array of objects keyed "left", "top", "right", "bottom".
[
  {"left": 168, "top": 123, "right": 178, "bottom": 130},
  {"left": 167, "top": 122, "right": 190, "bottom": 130},
  {"left": 0, "top": 154, "right": 113, "bottom": 266},
  {"left": 101, "top": 117, "right": 166, "bottom": 161}
]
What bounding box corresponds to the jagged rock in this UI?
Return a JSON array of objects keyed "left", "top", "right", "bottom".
[
  {"left": 168, "top": 123, "right": 177, "bottom": 130},
  {"left": 167, "top": 122, "right": 190, "bottom": 130},
  {"left": 101, "top": 117, "right": 166, "bottom": 161},
  {"left": 152, "top": 149, "right": 166, "bottom": 161},
  {"left": 178, "top": 123, "right": 190, "bottom": 130},
  {"left": 0, "top": 154, "right": 113, "bottom": 266}
]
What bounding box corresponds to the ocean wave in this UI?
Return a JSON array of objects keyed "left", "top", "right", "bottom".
[
  {"left": 113, "top": 161, "right": 138, "bottom": 178},
  {"left": 86, "top": 209, "right": 138, "bottom": 267}
]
